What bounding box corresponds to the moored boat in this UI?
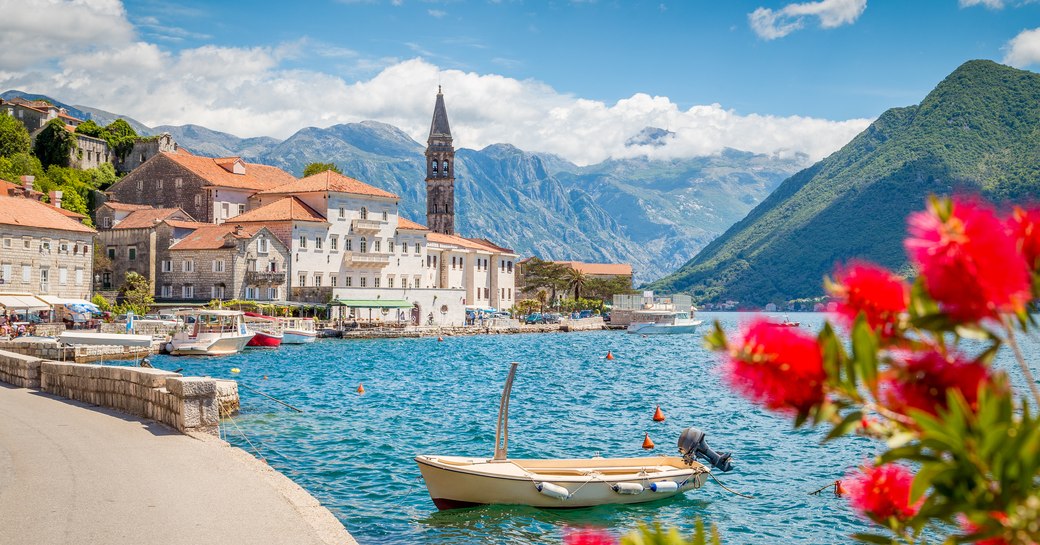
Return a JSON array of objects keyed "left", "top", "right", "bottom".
[
  {"left": 166, "top": 310, "right": 254, "bottom": 356},
  {"left": 416, "top": 363, "right": 734, "bottom": 510},
  {"left": 243, "top": 314, "right": 283, "bottom": 347},
  {"left": 626, "top": 310, "right": 702, "bottom": 335},
  {"left": 278, "top": 317, "right": 317, "bottom": 344},
  {"left": 247, "top": 329, "right": 283, "bottom": 347}
]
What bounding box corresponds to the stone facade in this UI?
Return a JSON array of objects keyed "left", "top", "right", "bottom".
[
  {"left": 72, "top": 133, "right": 112, "bottom": 170},
  {"left": 425, "top": 90, "right": 456, "bottom": 235},
  {"left": 114, "top": 133, "right": 177, "bottom": 174},
  {"left": 106, "top": 154, "right": 212, "bottom": 223},
  {"left": 163, "top": 226, "right": 289, "bottom": 302},
  {"left": 0, "top": 225, "right": 94, "bottom": 299},
  {"left": 96, "top": 212, "right": 197, "bottom": 292}
]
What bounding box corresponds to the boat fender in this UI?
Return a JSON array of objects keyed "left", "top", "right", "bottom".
[
  {"left": 612, "top": 482, "right": 644, "bottom": 495},
  {"left": 650, "top": 481, "right": 679, "bottom": 493},
  {"left": 165, "top": 342, "right": 174, "bottom": 353},
  {"left": 535, "top": 482, "right": 571, "bottom": 499}
]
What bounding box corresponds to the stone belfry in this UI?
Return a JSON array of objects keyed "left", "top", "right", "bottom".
[{"left": 425, "top": 86, "right": 455, "bottom": 235}]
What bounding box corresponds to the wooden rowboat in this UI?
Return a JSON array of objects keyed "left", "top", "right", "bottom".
[{"left": 416, "top": 362, "right": 734, "bottom": 510}]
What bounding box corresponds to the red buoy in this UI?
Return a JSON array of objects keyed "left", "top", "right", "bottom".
[
  {"left": 642, "top": 432, "right": 655, "bottom": 450},
  {"left": 835, "top": 480, "right": 846, "bottom": 497},
  {"left": 605, "top": 351, "right": 615, "bottom": 360},
  {"left": 357, "top": 383, "right": 365, "bottom": 395},
  {"left": 653, "top": 406, "right": 665, "bottom": 422},
  {"left": 438, "top": 336, "right": 444, "bottom": 342}
]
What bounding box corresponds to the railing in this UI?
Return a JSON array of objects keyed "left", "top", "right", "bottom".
[
  {"left": 342, "top": 251, "right": 391, "bottom": 267},
  {"left": 245, "top": 271, "right": 286, "bottom": 284},
  {"left": 351, "top": 219, "right": 384, "bottom": 233}
]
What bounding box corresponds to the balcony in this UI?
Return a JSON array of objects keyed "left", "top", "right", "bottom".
[
  {"left": 245, "top": 271, "right": 287, "bottom": 284},
  {"left": 342, "top": 251, "right": 391, "bottom": 268},
  {"left": 351, "top": 219, "right": 384, "bottom": 234}
]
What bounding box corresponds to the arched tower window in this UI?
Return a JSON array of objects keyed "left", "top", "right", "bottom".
[
  {"left": 360, "top": 237, "right": 367, "bottom": 253},
  {"left": 360, "top": 207, "right": 368, "bottom": 220},
  {"left": 432, "top": 160, "right": 439, "bottom": 174},
  {"left": 444, "top": 161, "right": 450, "bottom": 176}
]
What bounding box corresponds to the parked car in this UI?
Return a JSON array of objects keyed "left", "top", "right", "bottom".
[
  {"left": 524, "top": 313, "right": 543, "bottom": 324},
  {"left": 578, "top": 310, "right": 593, "bottom": 319},
  {"left": 543, "top": 313, "right": 562, "bottom": 324}
]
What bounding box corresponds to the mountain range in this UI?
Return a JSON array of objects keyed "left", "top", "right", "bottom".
[
  {"left": 2, "top": 90, "right": 809, "bottom": 283},
  {"left": 649, "top": 60, "right": 1040, "bottom": 305}
]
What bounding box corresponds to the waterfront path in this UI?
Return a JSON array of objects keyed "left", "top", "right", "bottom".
[{"left": 0, "top": 384, "right": 357, "bottom": 545}]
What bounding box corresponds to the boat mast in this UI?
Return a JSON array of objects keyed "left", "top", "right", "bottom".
[{"left": 493, "top": 362, "right": 519, "bottom": 461}]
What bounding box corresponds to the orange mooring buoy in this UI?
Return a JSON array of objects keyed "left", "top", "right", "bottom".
[
  {"left": 653, "top": 406, "right": 666, "bottom": 422},
  {"left": 356, "top": 383, "right": 365, "bottom": 395},
  {"left": 642, "top": 432, "right": 655, "bottom": 450},
  {"left": 438, "top": 336, "right": 444, "bottom": 342},
  {"left": 606, "top": 351, "right": 615, "bottom": 360},
  {"left": 835, "top": 480, "right": 846, "bottom": 497}
]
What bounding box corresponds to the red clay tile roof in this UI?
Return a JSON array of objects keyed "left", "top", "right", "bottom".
[
  {"left": 101, "top": 202, "right": 154, "bottom": 212},
  {"left": 169, "top": 224, "right": 258, "bottom": 251},
  {"left": 467, "top": 237, "right": 513, "bottom": 254},
  {"left": 397, "top": 217, "right": 428, "bottom": 231},
  {"left": 114, "top": 208, "right": 190, "bottom": 229},
  {"left": 165, "top": 219, "right": 209, "bottom": 229},
  {"left": 161, "top": 150, "right": 296, "bottom": 191},
  {"left": 428, "top": 232, "right": 511, "bottom": 253},
  {"left": 51, "top": 206, "right": 85, "bottom": 219},
  {"left": 0, "top": 179, "right": 83, "bottom": 218},
  {"left": 259, "top": 170, "right": 397, "bottom": 199},
  {"left": 0, "top": 195, "right": 95, "bottom": 234},
  {"left": 554, "top": 261, "right": 633, "bottom": 276},
  {"left": 231, "top": 197, "right": 327, "bottom": 224}
]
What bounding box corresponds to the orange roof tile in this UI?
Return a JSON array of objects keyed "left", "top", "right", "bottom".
[
  {"left": 114, "top": 208, "right": 190, "bottom": 229},
  {"left": 51, "top": 206, "right": 85, "bottom": 219},
  {"left": 397, "top": 217, "right": 428, "bottom": 231},
  {"left": 169, "top": 224, "right": 258, "bottom": 251},
  {"left": 101, "top": 202, "right": 154, "bottom": 212},
  {"left": 428, "top": 232, "right": 509, "bottom": 253},
  {"left": 467, "top": 237, "right": 513, "bottom": 254},
  {"left": 259, "top": 170, "right": 397, "bottom": 199},
  {"left": 0, "top": 195, "right": 95, "bottom": 234},
  {"left": 161, "top": 150, "right": 296, "bottom": 191},
  {"left": 231, "top": 197, "right": 327, "bottom": 224},
  {"left": 554, "top": 261, "right": 633, "bottom": 276},
  {"left": 165, "top": 219, "right": 209, "bottom": 229}
]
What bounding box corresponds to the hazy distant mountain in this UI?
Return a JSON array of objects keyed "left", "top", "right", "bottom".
[
  {"left": 650, "top": 60, "right": 1040, "bottom": 304},
  {"left": 3, "top": 91, "right": 807, "bottom": 282}
]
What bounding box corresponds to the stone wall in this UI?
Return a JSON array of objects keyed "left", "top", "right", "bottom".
[
  {"left": 0, "top": 224, "right": 94, "bottom": 300},
  {"left": 114, "top": 133, "right": 176, "bottom": 174},
  {"left": 0, "top": 350, "right": 42, "bottom": 388},
  {"left": 107, "top": 154, "right": 211, "bottom": 223},
  {"left": 0, "top": 338, "right": 158, "bottom": 363},
  {"left": 216, "top": 379, "right": 239, "bottom": 416},
  {"left": 560, "top": 316, "right": 606, "bottom": 332}
]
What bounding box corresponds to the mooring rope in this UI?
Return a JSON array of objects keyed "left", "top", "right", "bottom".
[
  {"left": 708, "top": 472, "right": 755, "bottom": 499},
  {"left": 220, "top": 404, "right": 267, "bottom": 464}
]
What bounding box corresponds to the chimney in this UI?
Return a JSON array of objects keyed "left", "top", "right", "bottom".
[
  {"left": 234, "top": 224, "right": 244, "bottom": 236},
  {"left": 20, "top": 175, "right": 34, "bottom": 196},
  {"left": 49, "top": 190, "right": 62, "bottom": 209}
]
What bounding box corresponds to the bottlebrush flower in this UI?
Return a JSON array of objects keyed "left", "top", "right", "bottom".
[
  {"left": 829, "top": 261, "right": 908, "bottom": 335},
  {"left": 845, "top": 463, "right": 921, "bottom": 523},
  {"left": 1010, "top": 205, "right": 1040, "bottom": 272},
  {"left": 959, "top": 513, "right": 1011, "bottom": 545},
  {"left": 723, "top": 318, "right": 826, "bottom": 413},
  {"left": 564, "top": 528, "right": 616, "bottom": 545},
  {"left": 880, "top": 350, "right": 991, "bottom": 417},
  {"left": 905, "top": 197, "right": 1030, "bottom": 322}
]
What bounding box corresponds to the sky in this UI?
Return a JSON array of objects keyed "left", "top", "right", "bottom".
[{"left": 1, "top": 0, "right": 1040, "bottom": 165}]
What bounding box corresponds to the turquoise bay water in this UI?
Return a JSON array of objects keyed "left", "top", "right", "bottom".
[{"left": 144, "top": 312, "right": 1040, "bottom": 544}]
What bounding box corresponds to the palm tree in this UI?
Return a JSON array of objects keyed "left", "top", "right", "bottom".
[
  {"left": 535, "top": 289, "right": 549, "bottom": 313},
  {"left": 564, "top": 269, "right": 588, "bottom": 300}
]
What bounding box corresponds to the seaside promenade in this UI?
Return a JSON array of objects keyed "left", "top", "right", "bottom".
[{"left": 0, "top": 384, "right": 357, "bottom": 545}]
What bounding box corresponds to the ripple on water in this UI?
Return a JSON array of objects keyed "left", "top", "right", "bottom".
[{"left": 140, "top": 313, "right": 1040, "bottom": 544}]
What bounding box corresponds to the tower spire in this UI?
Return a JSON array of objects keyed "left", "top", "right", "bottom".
[{"left": 425, "top": 88, "right": 455, "bottom": 235}]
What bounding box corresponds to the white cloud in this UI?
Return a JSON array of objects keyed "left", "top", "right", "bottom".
[
  {"left": 0, "top": 0, "right": 870, "bottom": 166},
  {"left": 749, "top": 0, "right": 866, "bottom": 40},
  {"left": 0, "top": 0, "right": 135, "bottom": 69},
  {"left": 959, "top": 0, "right": 1005, "bottom": 7},
  {"left": 1004, "top": 27, "right": 1040, "bottom": 67}
]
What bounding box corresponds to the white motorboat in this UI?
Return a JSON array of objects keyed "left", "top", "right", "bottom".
[
  {"left": 277, "top": 317, "right": 317, "bottom": 344},
  {"left": 626, "top": 311, "right": 702, "bottom": 335},
  {"left": 165, "top": 310, "right": 254, "bottom": 356},
  {"left": 415, "top": 363, "right": 734, "bottom": 510}
]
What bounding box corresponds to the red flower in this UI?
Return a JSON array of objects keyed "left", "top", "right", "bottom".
[
  {"left": 564, "top": 528, "right": 616, "bottom": 545},
  {"left": 905, "top": 197, "right": 1030, "bottom": 322},
  {"left": 830, "top": 261, "right": 908, "bottom": 335},
  {"left": 880, "top": 350, "right": 991, "bottom": 417},
  {"left": 845, "top": 463, "right": 921, "bottom": 523},
  {"left": 1010, "top": 205, "right": 1040, "bottom": 272},
  {"left": 959, "top": 513, "right": 1011, "bottom": 545},
  {"left": 724, "top": 318, "right": 826, "bottom": 413}
]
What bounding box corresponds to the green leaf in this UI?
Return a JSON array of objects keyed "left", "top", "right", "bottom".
[
  {"left": 825, "top": 410, "right": 863, "bottom": 442},
  {"left": 703, "top": 320, "right": 728, "bottom": 352},
  {"left": 851, "top": 317, "right": 879, "bottom": 387},
  {"left": 852, "top": 532, "right": 897, "bottom": 544}
]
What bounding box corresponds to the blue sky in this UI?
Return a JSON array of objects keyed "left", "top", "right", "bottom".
[{"left": 3, "top": 0, "right": 1040, "bottom": 164}]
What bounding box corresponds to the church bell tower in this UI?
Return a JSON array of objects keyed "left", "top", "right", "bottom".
[{"left": 425, "top": 86, "right": 455, "bottom": 235}]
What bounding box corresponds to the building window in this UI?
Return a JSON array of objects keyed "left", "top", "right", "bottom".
[
  {"left": 213, "top": 286, "right": 226, "bottom": 299},
  {"left": 102, "top": 272, "right": 111, "bottom": 288},
  {"left": 267, "top": 261, "right": 278, "bottom": 272},
  {"left": 175, "top": 177, "right": 183, "bottom": 188},
  {"left": 374, "top": 277, "right": 381, "bottom": 288},
  {"left": 360, "top": 237, "right": 367, "bottom": 253},
  {"left": 137, "top": 180, "right": 143, "bottom": 190},
  {"left": 247, "top": 259, "right": 257, "bottom": 272},
  {"left": 267, "top": 287, "right": 278, "bottom": 300},
  {"left": 360, "top": 277, "right": 367, "bottom": 287},
  {"left": 182, "top": 259, "right": 194, "bottom": 272},
  {"left": 382, "top": 210, "right": 388, "bottom": 221},
  {"left": 75, "top": 268, "right": 83, "bottom": 285},
  {"left": 414, "top": 243, "right": 420, "bottom": 254},
  {"left": 299, "top": 236, "right": 307, "bottom": 249},
  {"left": 0, "top": 264, "right": 10, "bottom": 283},
  {"left": 414, "top": 276, "right": 421, "bottom": 289},
  {"left": 345, "top": 276, "right": 352, "bottom": 287},
  {"left": 221, "top": 203, "right": 229, "bottom": 219},
  {"left": 2, "top": 238, "right": 9, "bottom": 248},
  {"left": 21, "top": 265, "right": 30, "bottom": 283},
  {"left": 339, "top": 207, "right": 345, "bottom": 219},
  {"left": 213, "top": 260, "right": 225, "bottom": 273},
  {"left": 40, "top": 240, "right": 50, "bottom": 253},
  {"left": 374, "top": 240, "right": 381, "bottom": 253},
  {"left": 299, "top": 273, "right": 306, "bottom": 287},
  {"left": 315, "top": 237, "right": 323, "bottom": 250},
  {"left": 182, "top": 285, "right": 194, "bottom": 298},
  {"left": 331, "top": 275, "right": 338, "bottom": 287},
  {"left": 39, "top": 268, "right": 49, "bottom": 292},
  {"left": 244, "top": 287, "right": 256, "bottom": 299},
  {"left": 330, "top": 237, "right": 338, "bottom": 251},
  {"left": 194, "top": 194, "right": 202, "bottom": 207},
  {"left": 128, "top": 247, "right": 137, "bottom": 261},
  {"left": 360, "top": 207, "right": 368, "bottom": 220},
  {"left": 388, "top": 240, "right": 395, "bottom": 253},
  {"left": 507, "top": 261, "right": 513, "bottom": 273},
  {"left": 388, "top": 277, "right": 395, "bottom": 288},
  {"left": 161, "top": 285, "right": 173, "bottom": 298},
  {"left": 402, "top": 241, "right": 408, "bottom": 254},
  {"left": 158, "top": 179, "right": 163, "bottom": 190},
  {"left": 314, "top": 274, "right": 322, "bottom": 287},
  {"left": 258, "top": 237, "right": 269, "bottom": 254},
  {"left": 107, "top": 247, "right": 116, "bottom": 259},
  {"left": 345, "top": 238, "right": 352, "bottom": 251},
  {"left": 161, "top": 260, "right": 172, "bottom": 272}
]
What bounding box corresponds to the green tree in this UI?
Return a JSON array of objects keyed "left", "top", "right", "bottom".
[
  {"left": 563, "top": 268, "right": 588, "bottom": 300},
  {"left": 74, "top": 119, "right": 105, "bottom": 139},
  {"left": 103, "top": 119, "right": 138, "bottom": 161},
  {"left": 33, "top": 118, "right": 76, "bottom": 168},
  {"left": 303, "top": 162, "right": 342, "bottom": 177},
  {"left": 0, "top": 152, "right": 45, "bottom": 183},
  {"left": 520, "top": 258, "right": 570, "bottom": 303},
  {"left": 0, "top": 114, "right": 31, "bottom": 158},
  {"left": 117, "top": 271, "right": 153, "bottom": 316}
]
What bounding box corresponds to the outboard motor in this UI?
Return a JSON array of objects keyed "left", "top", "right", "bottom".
[{"left": 678, "top": 427, "right": 733, "bottom": 472}]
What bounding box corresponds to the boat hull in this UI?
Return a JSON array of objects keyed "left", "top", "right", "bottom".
[
  {"left": 415, "top": 455, "right": 708, "bottom": 509},
  {"left": 169, "top": 333, "right": 254, "bottom": 356},
  {"left": 247, "top": 330, "right": 282, "bottom": 347},
  {"left": 627, "top": 322, "right": 701, "bottom": 335},
  {"left": 281, "top": 330, "right": 317, "bottom": 344}
]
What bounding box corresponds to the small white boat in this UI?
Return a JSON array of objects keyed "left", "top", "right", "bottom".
[
  {"left": 416, "top": 363, "right": 734, "bottom": 510},
  {"left": 626, "top": 311, "right": 702, "bottom": 335},
  {"left": 277, "top": 317, "right": 317, "bottom": 344},
  {"left": 166, "top": 310, "right": 254, "bottom": 356}
]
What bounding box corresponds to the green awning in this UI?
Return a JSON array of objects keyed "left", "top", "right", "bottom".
[{"left": 331, "top": 299, "right": 414, "bottom": 309}]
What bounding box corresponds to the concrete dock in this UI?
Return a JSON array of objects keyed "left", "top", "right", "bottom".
[{"left": 0, "top": 384, "right": 357, "bottom": 545}]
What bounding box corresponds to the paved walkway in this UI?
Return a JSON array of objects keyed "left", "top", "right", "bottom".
[{"left": 0, "top": 384, "right": 357, "bottom": 545}]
